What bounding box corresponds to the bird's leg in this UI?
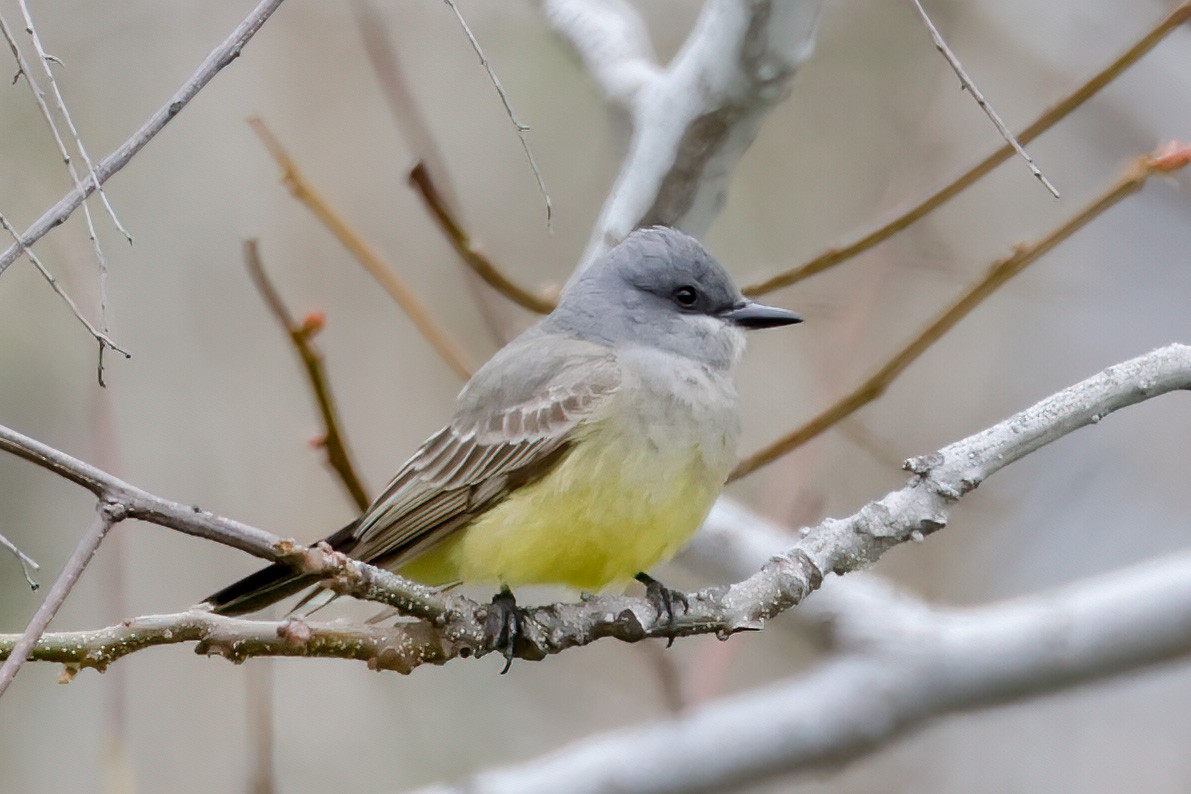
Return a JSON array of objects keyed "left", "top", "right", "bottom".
[
  {"left": 484, "top": 586, "right": 522, "bottom": 674},
  {"left": 635, "top": 572, "right": 689, "bottom": 647}
]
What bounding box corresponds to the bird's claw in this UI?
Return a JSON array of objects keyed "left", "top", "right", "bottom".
[
  {"left": 636, "top": 572, "right": 688, "bottom": 647},
  {"left": 484, "top": 587, "right": 523, "bottom": 673}
]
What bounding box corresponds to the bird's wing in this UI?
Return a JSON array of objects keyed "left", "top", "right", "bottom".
[{"left": 346, "top": 336, "right": 621, "bottom": 567}]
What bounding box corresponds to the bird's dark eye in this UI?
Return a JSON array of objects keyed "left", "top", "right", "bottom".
[{"left": 673, "top": 286, "right": 698, "bottom": 308}]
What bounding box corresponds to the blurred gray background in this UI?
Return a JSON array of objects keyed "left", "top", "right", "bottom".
[{"left": 1, "top": 1, "right": 1189, "bottom": 791}]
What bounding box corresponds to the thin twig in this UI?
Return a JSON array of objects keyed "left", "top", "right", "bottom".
[
  {"left": 732, "top": 143, "right": 1188, "bottom": 481},
  {"left": 0, "top": 502, "right": 120, "bottom": 699},
  {"left": 352, "top": 4, "right": 527, "bottom": 342},
  {"left": 0, "top": 18, "right": 103, "bottom": 242},
  {"left": 909, "top": 0, "right": 1058, "bottom": 197},
  {"left": 409, "top": 163, "right": 555, "bottom": 314},
  {"left": 0, "top": 11, "right": 127, "bottom": 383},
  {"left": 0, "top": 0, "right": 287, "bottom": 278},
  {"left": 15, "top": 0, "right": 132, "bottom": 348},
  {"left": 0, "top": 210, "right": 130, "bottom": 386},
  {"left": 743, "top": 1, "right": 1190, "bottom": 296},
  {"left": 243, "top": 240, "right": 371, "bottom": 510},
  {"left": 248, "top": 118, "right": 475, "bottom": 380},
  {"left": 352, "top": 0, "right": 457, "bottom": 208},
  {"left": 443, "top": 0, "right": 553, "bottom": 228},
  {"left": 17, "top": 1, "right": 132, "bottom": 244},
  {"left": 0, "top": 532, "right": 39, "bottom": 590}
]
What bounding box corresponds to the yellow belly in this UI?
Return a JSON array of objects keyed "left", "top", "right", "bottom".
[{"left": 398, "top": 425, "right": 725, "bottom": 591}]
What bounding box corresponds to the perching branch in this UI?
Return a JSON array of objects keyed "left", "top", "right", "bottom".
[
  {"left": 0, "top": 0, "right": 287, "bottom": 278},
  {"left": 243, "top": 240, "right": 370, "bottom": 511},
  {"left": 3, "top": 344, "right": 1188, "bottom": 674},
  {"left": 249, "top": 117, "right": 475, "bottom": 380},
  {"left": 743, "top": 0, "right": 1191, "bottom": 296},
  {"left": 731, "top": 143, "right": 1190, "bottom": 481}
]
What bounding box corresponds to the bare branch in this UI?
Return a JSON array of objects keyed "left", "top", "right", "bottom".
[
  {"left": 732, "top": 144, "right": 1189, "bottom": 481},
  {"left": 249, "top": 117, "right": 476, "bottom": 380},
  {"left": 909, "top": 0, "right": 1059, "bottom": 197},
  {"left": 419, "top": 550, "right": 1191, "bottom": 794},
  {"left": 2, "top": 344, "right": 1189, "bottom": 674},
  {"left": 443, "top": 0, "right": 552, "bottom": 227},
  {"left": 562, "top": 0, "right": 825, "bottom": 271},
  {"left": 0, "top": 501, "right": 120, "bottom": 698},
  {"left": 243, "top": 240, "right": 371, "bottom": 511},
  {"left": 409, "top": 163, "right": 556, "bottom": 314},
  {"left": 0, "top": 0, "right": 287, "bottom": 278},
  {"left": 540, "top": 0, "right": 661, "bottom": 107},
  {"left": 0, "top": 532, "right": 39, "bottom": 590},
  {"left": 743, "top": 1, "right": 1191, "bottom": 296},
  {"left": 0, "top": 421, "right": 283, "bottom": 558}
]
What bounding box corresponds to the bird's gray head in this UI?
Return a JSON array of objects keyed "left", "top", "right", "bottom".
[{"left": 545, "top": 227, "right": 801, "bottom": 370}]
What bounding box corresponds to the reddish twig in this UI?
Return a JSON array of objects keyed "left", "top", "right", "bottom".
[
  {"left": 243, "top": 240, "right": 370, "bottom": 511},
  {"left": 743, "top": 1, "right": 1191, "bottom": 296},
  {"left": 249, "top": 117, "right": 475, "bottom": 380},
  {"left": 409, "top": 163, "right": 556, "bottom": 314},
  {"left": 732, "top": 143, "right": 1190, "bottom": 480}
]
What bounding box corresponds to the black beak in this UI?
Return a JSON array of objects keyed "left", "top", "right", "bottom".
[{"left": 721, "top": 300, "right": 803, "bottom": 330}]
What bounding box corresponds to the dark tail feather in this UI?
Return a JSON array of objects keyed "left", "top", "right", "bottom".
[{"left": 200, "top": 522, "right": 358, "bottom": 616}]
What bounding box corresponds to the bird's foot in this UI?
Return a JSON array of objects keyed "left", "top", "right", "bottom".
[
  {"left": 635, "top": 572, "right": 688, "bottom": 647},
  {"left": 484, "top": 587, "right": 523, "bottom": 674}
]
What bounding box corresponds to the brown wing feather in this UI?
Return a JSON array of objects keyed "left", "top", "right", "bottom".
[{"left": 347, "top": 352, "right": 620, "bottom": 568}]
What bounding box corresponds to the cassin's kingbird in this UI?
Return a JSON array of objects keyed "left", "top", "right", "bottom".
[{"left": 203, "top": 227, "right": 800, "bottom": 643}]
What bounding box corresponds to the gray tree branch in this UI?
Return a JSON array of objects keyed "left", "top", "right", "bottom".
[
  {"left": 2, "top": 344, "right": 1187, "bottom": 678},
  {"left": 543, "top": 0, "right": 825, "bottom": 272}
]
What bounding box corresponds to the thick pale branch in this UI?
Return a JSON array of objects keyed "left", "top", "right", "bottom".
[
  {"left": 2, "top": 345, "right": 1188, "bottom": 674},
  {"left": 0, "top": 0, "right": 287, "bottom": 277},
  {"left": 540, "top": 0, "right": 661, "bottom": 107},
  {"left": 421, "top": 551, "right": 1191, "bottom": 794},
  {"left": 558, "top": 0, "right": 825, "bottom": 271}
]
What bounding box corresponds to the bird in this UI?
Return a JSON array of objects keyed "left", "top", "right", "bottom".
[{"left": 202, "top": 226, "right": 800, "bottom": 664}]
